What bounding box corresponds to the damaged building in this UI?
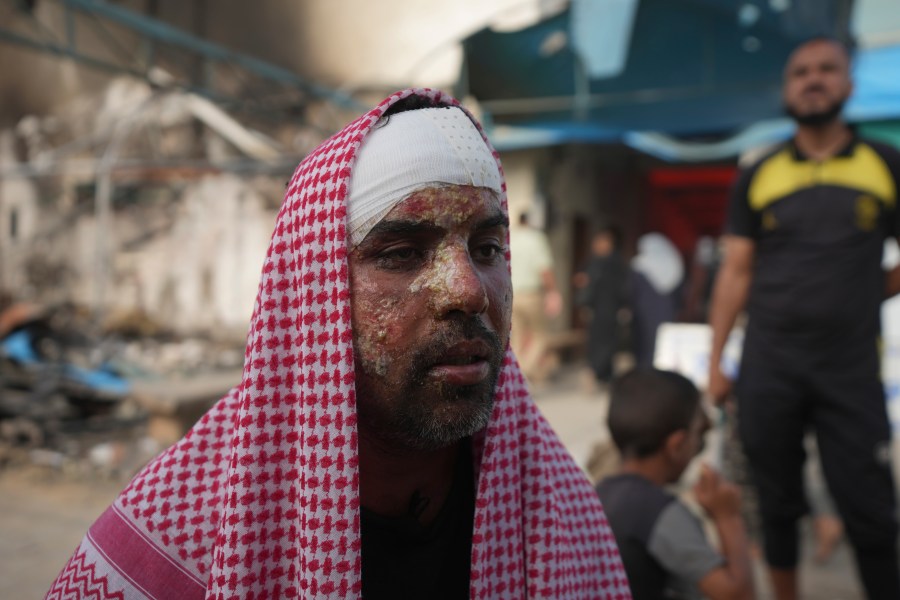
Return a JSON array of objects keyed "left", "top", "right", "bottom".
[{"left": 0, "top": 78, "right": 291, "bottom": 339}]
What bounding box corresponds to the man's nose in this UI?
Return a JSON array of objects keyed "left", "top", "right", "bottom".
[
  {"left": 805, "top": 68, "right": 827, "bottom": 85},
  {"left": 431, "top": 246, "right": 489, "bottom": 316}
]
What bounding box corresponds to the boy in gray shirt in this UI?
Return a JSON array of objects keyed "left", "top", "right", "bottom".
[{"left": 596, "top": 368, "right": 754, "bottom": 600}]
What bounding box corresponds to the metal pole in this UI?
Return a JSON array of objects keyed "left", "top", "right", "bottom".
[
  {"left": 91, "top": 93, "right": 159, "bottom": 319},
  {"left": 93, "top": 151, "right": 113, "bottom": 315}
]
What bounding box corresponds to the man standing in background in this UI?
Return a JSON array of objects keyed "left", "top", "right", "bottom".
[
  {"left": 509, "top": 211, "right": 562, "bottom": 383},
  {"left": 708, "top": 37, "right": 900, "bottom": 600}
]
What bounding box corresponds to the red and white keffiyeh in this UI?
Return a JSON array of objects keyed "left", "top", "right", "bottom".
[{"left": 46, "top": 89, "right": 630, "bottom": 600}]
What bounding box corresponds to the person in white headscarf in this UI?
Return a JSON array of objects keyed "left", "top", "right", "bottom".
[{"left": 630, "top": 233, "right": 684, "bottom": 368}]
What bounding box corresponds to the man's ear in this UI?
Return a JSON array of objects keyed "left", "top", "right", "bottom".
[{"left": 664, "top": 429, "right": 687, "bottom": 457}]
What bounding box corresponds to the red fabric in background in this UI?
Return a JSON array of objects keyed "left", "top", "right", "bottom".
[{"left": 645, "top": 167, "right": 737, "bottom": 258}]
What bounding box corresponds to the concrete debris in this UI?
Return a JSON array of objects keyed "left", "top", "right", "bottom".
[
  {"left": 87, "top": 436, "right": 163, "bottom": 479},
  {"left": 28, "top": 448, "right": 66, "bottom": 470},
  {"left": 0, "top": 297, "right": 243, "bottom": 478},
  {"left": 117, "top": 337, "right": 245, "bottom": 377}
]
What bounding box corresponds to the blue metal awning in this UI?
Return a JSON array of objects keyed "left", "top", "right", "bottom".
[
  {"left": 622, "top": 43, "right": 900, "bottom": 161},
  {"left": 459, "top": 0, "right": 884, "bottom": 158}
]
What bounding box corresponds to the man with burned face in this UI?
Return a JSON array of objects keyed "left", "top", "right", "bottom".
[
  {"left": 345, "top": 101, "right": 514, "bottom": 597},
  {"left": 47, "top": 90, "right": 629, "bottom": 600},
  {"left": 708, "top": 38, "right": 900, "bottom": 600}
]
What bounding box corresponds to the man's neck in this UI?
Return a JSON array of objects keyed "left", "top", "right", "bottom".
[
  {"left": 619, "top": 457, "right": 677, "bottom": 487},
  {"left": 794, "top": 119, "right": 853, "bottom": 162},
  {"left": 358, "top": 432, "right": 462, "bottom": 525}
]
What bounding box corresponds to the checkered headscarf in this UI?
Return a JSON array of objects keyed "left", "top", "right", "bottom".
[{"left": 47, "top": 89, "right": 630, "bottom": 599}]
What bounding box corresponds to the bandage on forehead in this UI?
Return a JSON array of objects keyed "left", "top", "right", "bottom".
[{"left": 347, "top": 106, "right": 503, "bottom": 247}]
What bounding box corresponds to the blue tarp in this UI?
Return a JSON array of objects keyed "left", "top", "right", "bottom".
[{"left": 850, "top": 43, "right": 900, "bottom": 122}]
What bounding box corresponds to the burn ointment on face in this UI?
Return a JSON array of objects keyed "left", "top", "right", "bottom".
[{"left": 348, "top": 185, "right": 511, "bottom": 450}]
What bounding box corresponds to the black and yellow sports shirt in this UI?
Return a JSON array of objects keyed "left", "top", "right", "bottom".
[{"left": 727, "top": 135, "right": 900, "bottom": 339}]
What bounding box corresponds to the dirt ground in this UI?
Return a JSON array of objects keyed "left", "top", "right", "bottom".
[{"left": 0, "top": 465, "right": 122, "bottom": 598}]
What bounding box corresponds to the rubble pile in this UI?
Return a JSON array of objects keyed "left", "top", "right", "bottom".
[{"left": 0, "top": 302, "right": 247, "bottom": 480}]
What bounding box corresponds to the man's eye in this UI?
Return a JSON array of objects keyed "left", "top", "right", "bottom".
[
  {"left": 376, "top": 246, "right": 422, "bottom": 269},
  {"left": 473, "top": 243, "right": 505, "bottom": 262}
]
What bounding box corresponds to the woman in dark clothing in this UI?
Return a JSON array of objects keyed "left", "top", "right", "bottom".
[{"left": 578, "top": 227, "right": 628, "bottom": 383}]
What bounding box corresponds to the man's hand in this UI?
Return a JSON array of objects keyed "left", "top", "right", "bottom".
[
  {"left": 693, "top": 464, "right": 741, "bottom": 520},
  {"left": 886, "top": 262, "right": 900, "bottom": 299},
  {"left": 540, "top": 269, "right": 563, "bottom": 318},
  {"left": 544, "top": 289, "right": 562, "bottom": 318},
  {"left": 707, "top": 364, "right": 733, "bottom": 407},
  {"left": 707, "top": 235, "right": 754, "bottom": 407}
]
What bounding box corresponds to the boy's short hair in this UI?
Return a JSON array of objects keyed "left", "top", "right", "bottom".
[{"left": 607, "top": 368, "right": 701, "bottom": 458}]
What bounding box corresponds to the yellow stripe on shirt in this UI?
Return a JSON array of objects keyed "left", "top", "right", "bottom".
[{"left": 748, "top": 143, "right": 897, "bottom": 211}]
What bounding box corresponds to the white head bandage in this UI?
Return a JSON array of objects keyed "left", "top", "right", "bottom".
[{"left": 347, "top": 106, "right": 503, "bottom": 247}]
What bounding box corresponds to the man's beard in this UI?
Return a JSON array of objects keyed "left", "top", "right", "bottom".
[
  {"left": 355, "top": 319, "right": 505, "bottom": 451},
  {"left": 784, "top": 95, "right": 846, "bottom": 127}
]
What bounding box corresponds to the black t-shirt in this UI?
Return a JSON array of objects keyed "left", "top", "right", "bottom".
[
  {"left": 596, "top": 474, "right": 723, "bottom": 600},
  {"left": 727, "top": 136, "right": 900, "bottom": 343},
  {"left": 360, "top": 446, "right": 475, "bottom": 599},
  {"left": 596, "top": 475, "right": 672, "bottom": 599}
]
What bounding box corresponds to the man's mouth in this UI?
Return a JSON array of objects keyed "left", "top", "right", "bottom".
[
  {"left": 428, "top": 340, "right": 493, "bottom": 385},
  {"left": 440, "top": 355, "right": 485, "bottom": 365}
]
